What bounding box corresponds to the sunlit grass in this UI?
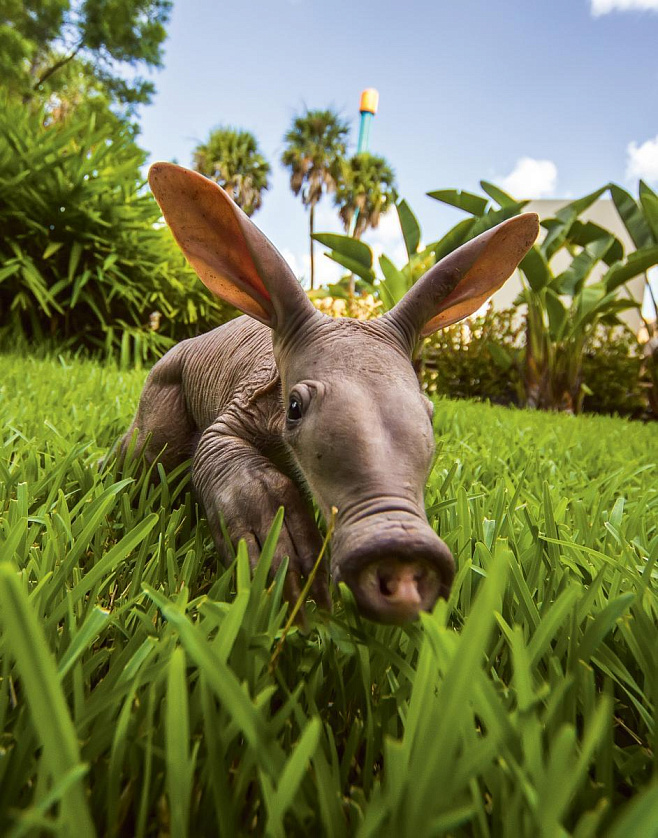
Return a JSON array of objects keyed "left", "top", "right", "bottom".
[{"left": 1, "top": 350, "right": 657, "bottom": 836}]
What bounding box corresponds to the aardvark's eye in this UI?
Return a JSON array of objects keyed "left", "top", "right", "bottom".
[{"left": 287, "top": 395, "right": 303, "bottom": 423}]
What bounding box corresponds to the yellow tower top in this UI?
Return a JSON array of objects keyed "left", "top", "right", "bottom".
[{"left": 359, "top": 88, "right": 379, "bottom": 115}]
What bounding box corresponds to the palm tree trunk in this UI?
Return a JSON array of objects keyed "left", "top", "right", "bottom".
[{"left": 309, "top": 203, "right": 315, "bottom": 290}]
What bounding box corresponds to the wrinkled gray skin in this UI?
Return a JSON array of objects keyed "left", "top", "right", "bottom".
[{"left": 121, "top": 163, "right": 539, "bottom": 623}]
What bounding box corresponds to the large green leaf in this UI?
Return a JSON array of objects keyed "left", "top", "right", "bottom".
[
  {"left": 545, "top": 288, "right": 568, "bottom": 340},
  {"left": 553, "top": 234, "right": 614, "bottom": 296},
  {"left": 639, "top": 181, "right": 658, "bottom": 241},
  {"left": 426, "top": 188, "right": 489, "bottom": 216},
  {"left": 324, "top": 252, "right": 376, "bottom": 283},
  {"left": 603, "top": 244, "right": 658, "bottom": 293},
  {"left": 541, "top": 187, "right": 608, "bottom": 261},
  {"left": 312, "top": 233, "right": 373, "bottom": 269},
  {"left": 378, "top": 254, "right": 409, "bottom": 307},
  {"left": 469, "top": 203, "right": 529, "bottom": 238},
  {"left": 575, "top": 284, "right": 606, "bottom": 324},
  {"left": 520, "top": 246, "right": 551, "bottom": 292},
  {"left": 569, "top": 220, "right": 624, "bottom": 265},
  {"left": 555, "top": 186, "right": 607, "bottom": 224},
  {"left": 574, "top": 290, "right": 638, "bottom": 332},
  {"left": 396, "top": 199, "right": 421, "bottom": 258},
  {"left": 479, "top": 180, "right": 520, "bottom": 208},
  {"left": 609, "top": 183, "right": 654, "bottom": 249}
]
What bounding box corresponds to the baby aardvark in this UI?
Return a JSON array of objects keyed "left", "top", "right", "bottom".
[{"left": 121, "top": 163, "right": 538, "bottom": 622}]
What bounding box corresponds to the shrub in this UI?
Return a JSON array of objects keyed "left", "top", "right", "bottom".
[
  {"left": 0, "top": 99, "right": 233, "bottom": 362},
  {"left": 421, "top": 309, "right": 654, "bottom": 419},
  {"left": 422, "top": 306, "right": 524, "bottom": 404},
  {"left": 581, "top": 325, "right": 646, "bottom": 417}
]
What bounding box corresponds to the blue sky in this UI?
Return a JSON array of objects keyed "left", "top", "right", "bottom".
[{"left": 139, "top": 0, "right": 658, "bottom": 301}]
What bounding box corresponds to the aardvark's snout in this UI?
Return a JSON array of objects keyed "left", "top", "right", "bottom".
[{"left": 330, "top": 511, "right": 455, "bottom": 624}]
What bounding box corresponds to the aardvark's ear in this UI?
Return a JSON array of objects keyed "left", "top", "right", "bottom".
[
  {"left": 148, "top": 162, "right": 315, "bottom": 331},
  {"left": 383, "top": 213, "right": 539, "bottom": 349}
]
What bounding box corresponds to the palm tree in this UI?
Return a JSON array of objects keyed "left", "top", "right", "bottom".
[
  {"left": 281, "top": 109, "right": 349, "bottom": 288},
  {"left": 335, "top": 153, "right": 398, "bottom": 240},
  {"left": 192, "top": 127, "right": 271, "bottom": 216}
]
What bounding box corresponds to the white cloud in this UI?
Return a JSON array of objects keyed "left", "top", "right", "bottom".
[
  {"left": 591, "top": 0, "right": 658, "bottom": 16},
  {"left": 626, "top": 135, "right": 658, "bottom": 183},
  {"left": 499, "top": 157, "right": 558, "bottom": 199}
]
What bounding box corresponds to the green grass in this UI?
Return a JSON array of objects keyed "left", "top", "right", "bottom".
[{"left": 1, "top": 350, "right": 657, "bottom": 837}]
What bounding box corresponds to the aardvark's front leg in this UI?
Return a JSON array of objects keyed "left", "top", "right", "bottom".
[{"left": 193, "top": 420, "right": 329, "bottom": 609}]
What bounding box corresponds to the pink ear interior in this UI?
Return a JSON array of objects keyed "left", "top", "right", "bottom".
[
  {"left": 420, "top": 213, "right": 540, "bottom": 336},
  {"left": 149, "top": 163, "right": 274, "bottom": 325}
]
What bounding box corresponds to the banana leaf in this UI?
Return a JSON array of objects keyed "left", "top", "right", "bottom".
[
  {"left": 603, "top": 244, "right": 658, "bottom": 293},
  {"left": 378, "top": 254, "right": 409, "bottom": 307},
  {"left": 520, "top": 246, "right": 551, "bottom": 292},
  {"left": 609, "top": 183, "right": 654, "bottom": 249},
  {"left": 569, "top": 220, "right": 624, "bottom": 266},
  {"left": 396, "top": 199, "right": 421, "bottom": 258},
  {"left": 469, "top": 203, "right": 529, "bottom": 238},
  {"left": 426, "top": 188, "right": 489, "bottom": 217},
  {"left": 312, "top": 233, "right": 373, "bottom": 269},
  {"left": 542, "top": 187, "right": 607, "bottom": 261},
  {"left": 430, "top": 218, "right": 476, "bottom": 262},
  {"left": 555, "top": 186, "right": 607, "bottom": 224},
  {"left": 545, "top": 289, "right": 568, "bottom": 341},
  {"left": 324, "top": 252, "right": 376, "bottom": 283},
  {"left": 639, "top": 182, "right": 658, "bottom": 242},
  {"left": 479, "top": 181, "right": 520, "bottom": 208},
  {"left": 552, "top": 234, "right": 614, "bottom": 296}
]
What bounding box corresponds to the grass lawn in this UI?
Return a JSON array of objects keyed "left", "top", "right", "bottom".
[{"left": 1, "top": 350, "right": 657, "bottom": 837}]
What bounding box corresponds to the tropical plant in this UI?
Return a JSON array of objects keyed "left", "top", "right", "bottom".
[
  {"left": 422, "top": 305, "right": 524, "bottom": 404},
  {"left": 607, "top": 181, "right": 658, "bottom": 416},
  {"left": 429, "top": 182, "right": 658, "bottom": 412},
  {"left": 192, "top": 126, "right": 271, "bottom": 216},
  {"left": 334, "top": 152, "right": 398, "bottom": 239},
  {"left": 281, "top": 108, "right": 349, "bottom": 288},
  {"left": 1, "top": 0, "right": 171, "bottom": 116},
  {"left": 0, "top": 98, "right": 231, "bottom": 362}
]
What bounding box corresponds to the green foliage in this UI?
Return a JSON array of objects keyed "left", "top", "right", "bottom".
[
  {"left": 581, "top": 326, "right": 647, "bottom": 418},
  {"left": 0, "top": 99, "right": 232, "bottom": 361},
  {"left": 429, "top": 181, "right": 658, "bottom": 413},
  {"left": 192, "top": 126, "right": 271, "bottom": 217},
  {"left": 1, "top": 350, "right": 657, "bottom": 835},
  {"left": 422, "top": 311, "right": 653, "bottom": 418},
  {"left": 422, "top": 306, "right": 524, "bottom": 404},
  {"left": 334, "top": 152, "right": 398, "bottom": 239},
  {"left": 1, "top": 0, "right": 171, "bottom": 115}
]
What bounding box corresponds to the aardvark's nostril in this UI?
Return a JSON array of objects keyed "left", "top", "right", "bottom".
[
  {"left": 357, "top": 557, "right": 442, "bottom": 623},
  {"left": 377, "top": 563, "right": 423, "bottom": 606}
]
